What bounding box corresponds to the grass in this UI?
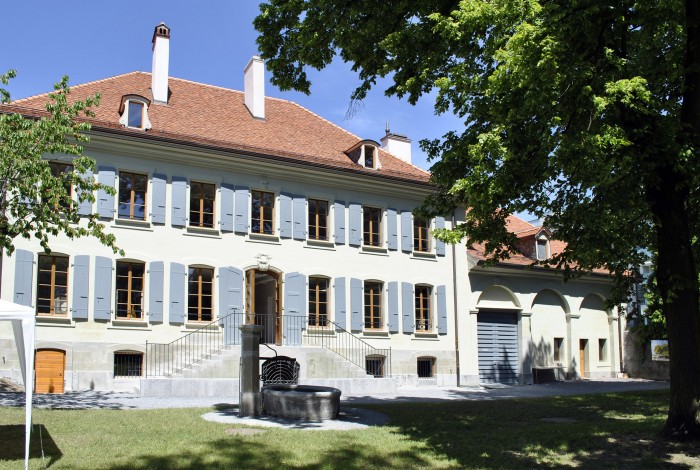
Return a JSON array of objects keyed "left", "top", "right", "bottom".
[{"left": 0, "top": 389, "right": 698, "bottom": 469}]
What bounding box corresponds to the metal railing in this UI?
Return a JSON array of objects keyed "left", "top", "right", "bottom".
[{"left": 145, "top": 311, "right": 391, "bottom": 377}]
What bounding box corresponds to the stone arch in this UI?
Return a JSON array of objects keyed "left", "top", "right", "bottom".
[
  {"left": 529, "top": 289, "right": 569, "bottom": 367},
  {"left": 475, "top": 285, "right": 521, "bottom": 311},
  {"left": 577, "top": 293, "right": 613, "bottom": 377}
]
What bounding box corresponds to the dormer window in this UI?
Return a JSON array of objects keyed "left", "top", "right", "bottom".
[
  {"left": 119, "top": 95, "right": 152, "bottom": 130},
  {"left": 345, "top": 140, "right": 381, "bottom": 169},
  {"left": 536, "top": 236, "right": 549, "bottom": 260}
]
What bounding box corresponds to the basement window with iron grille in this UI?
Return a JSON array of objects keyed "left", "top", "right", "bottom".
[
  {"left": 417, "top": 357, "right": 436, "bottom": 378},
  {"left": 366, "top": 355, "right": 385, "bottom": 378},
  {"left": 114, "top": 351, "right": 143, "bottom": 377}
]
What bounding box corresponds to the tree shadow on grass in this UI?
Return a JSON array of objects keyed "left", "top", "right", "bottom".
[
  {"left": 382, "top": 392, "right": 700, "bottom": 469},
  {"left": 0, "top": 424, "right": 62, "bottom": 467},
  {"left": 104, "top": 434, "right": 437, "bottom": 470}
]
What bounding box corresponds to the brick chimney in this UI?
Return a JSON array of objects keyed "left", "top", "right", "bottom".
[
  {"left": 244, "top": 56, "right": 265, "bottom": 119},
  {"left": 151, "top": 22, "right": 170, "bottom": 104}
]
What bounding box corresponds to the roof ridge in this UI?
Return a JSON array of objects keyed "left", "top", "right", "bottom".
[{"left": 12, "top": 71, "right": 147, "bottom": 104}]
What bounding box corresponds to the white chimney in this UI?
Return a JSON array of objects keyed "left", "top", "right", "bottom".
[
  {"left": 244, "top": 56, "right": 265, "bottom": 119},
  {"left": 380, "top": 123, "right": 412, "bottom": 164},
  {"left": 151, "top": 23, "right": 170, "bottom": 104}
]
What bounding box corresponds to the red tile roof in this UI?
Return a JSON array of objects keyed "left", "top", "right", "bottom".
[{"left": 4, "top": 72, "right": 430, "bottom": 184}]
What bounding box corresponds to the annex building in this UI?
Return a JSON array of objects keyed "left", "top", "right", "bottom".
[{"left": 0, "top": 24, "right": 622, "bottom": 395}]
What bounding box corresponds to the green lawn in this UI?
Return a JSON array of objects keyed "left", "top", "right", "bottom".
[{"left": 0, "top": 390, "right": 698, "bottom": 469}]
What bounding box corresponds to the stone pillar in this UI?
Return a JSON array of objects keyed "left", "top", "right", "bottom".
[{"left": 239, "top": 324, "right": 264, "bottom": 417}]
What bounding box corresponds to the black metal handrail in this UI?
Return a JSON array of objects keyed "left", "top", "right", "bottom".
[{"left": 145, "top": 311, "right": 391, "bottom": 377}]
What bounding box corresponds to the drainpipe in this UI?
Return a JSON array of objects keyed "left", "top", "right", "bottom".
[
  {"left": 617, "top": 304, "right": 624, "bottom": 376},
  {"left": 451, "top": 215, "right": 461, "bottom": 387}
]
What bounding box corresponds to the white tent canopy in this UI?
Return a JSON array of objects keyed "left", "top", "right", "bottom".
[{"left": 0, "top": 298, "right": 35, "bottom": 470}]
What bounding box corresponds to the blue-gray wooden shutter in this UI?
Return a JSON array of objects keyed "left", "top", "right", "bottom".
[
  {"left": 279, "top": 193, "right": 292, "bottom": 238},
  {"left": 437, "top": 285, "right": 448, "bottom": 334},
  {"left": 13, "top": 249, "right": 34, "bottom": 307},
  {"left": 77, "top": 169, "right": 93, "bottom": 216},
  {"left": 334, "top": 201, "right": 346, "bottom": 244},
  {"left": 350, "top": 278, "right": 363, "bottom": 331},
  {"left": 97, "top": 167, "right": 115, "bottom": 219},
  {"left": 349, "top": 203, "right": 362, "bottom": 246},
  {"left": 169, "top": 263, "right": 186, "bottom": 324},
  {"left": 149, "top": 261, "right": 164, "bottom": 322},
  {"left": 388, "top": 281, "right": 399, "bottom": 333},
  {"left": 220, "top": 183, "right": 234, "bottom": 232},
  {"left": 94, "top": 256, "right": 113, "bottom": 321},
  {"left": 402, "top": 282, "right": 414, "bottom": 333},
  {"left": 151, "top": 174, "right": 167, "bottom": 224},
  {"left": 334, "top": 277, "right": 346, "bottom": 330},
  {"left": 171, "top": 176, "right": 187, "bottom": 227},
  {"left": 436, "top": 216, "right": 446, "bottom": 256},
  {"left": 387, "top": 208, "right": 398, "bottom": 250},
  {"left": 293, "top": 196, "right": 306, "bottom": 240},
  {"left": 219, "top": 266, "right": 244, "bottom": 344},
  {"left": 234, "top": 187, "right": 249, "bottom": 233},
  {"left": 71, "top": 255, "right": 90, "bottom": 320},
  {"left": 284, "top": 272, "right": 306, "bottom": 346},
  {"left": 401, "top": 211, "right": 413, "bottom": 252}
]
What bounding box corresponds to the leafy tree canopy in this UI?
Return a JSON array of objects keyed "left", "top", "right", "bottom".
[
  {"left": 255, "top": 0, "right": 700, "bottom": 438},
  {"left": 0, "top": 70, "right": 121, "bottom": 256}
]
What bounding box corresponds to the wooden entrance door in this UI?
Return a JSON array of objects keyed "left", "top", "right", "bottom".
[
  {"left": 579, "top": 339, "right": 587, "bottom": 378},
  {"left": 246, "top": 269, "right": 281, "bottom": 344},
  {"left": 35, "top": 349, "right": 65, "bottom": 394}
]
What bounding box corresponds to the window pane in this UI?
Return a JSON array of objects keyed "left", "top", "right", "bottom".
[{"left": 128, "top": 102, "right": 143, "bottom": 128}]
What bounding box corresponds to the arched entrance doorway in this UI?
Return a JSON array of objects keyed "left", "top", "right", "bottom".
[{"left": 245, "top": 269, "right": 282, "bottom": 345}]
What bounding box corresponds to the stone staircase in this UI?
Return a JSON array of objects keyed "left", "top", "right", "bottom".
[{"left": 140, "top": 345, "right": 396, "bottom": 397}]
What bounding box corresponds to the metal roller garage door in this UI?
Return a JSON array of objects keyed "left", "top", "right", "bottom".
[{"left": 477, "top": 311, "right": 519, "bottom": 384}]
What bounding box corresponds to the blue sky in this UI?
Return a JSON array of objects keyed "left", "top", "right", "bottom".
[{"left": 2, "top": 1, "right": 464, "bottom": 171}]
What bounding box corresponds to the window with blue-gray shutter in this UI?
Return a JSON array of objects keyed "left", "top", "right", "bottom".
[
  {"left": 401, "top": 211, "right": 413, "bottom": 252},
  {"left": 94, "top": 256, "right": 113, "bottom": 321},
  {"left": 350, "top": 278, "right": 362, "bottom": 331},
  {"left": 171, "top": 177, "right": 187, "bottom": 227},
  {"left": 219, "top": 266, "right": 244, "bottom": 344},
  {"left": 97, "top": 167, "right": 115, "bottom": 219},
  {"left": 149, "top": 261, "right": 164, "bottom": 322},
  {"left": 388, "top": 281, "right": 399, "bottom": 333},
  {"left": 234, "top": 187, "right": 249, "bottom": 233},
  {"left": 169, "top": 263, "right": 186, "bottom": 324},
  {"left": 402, "top": 282, "right": 414, "bottom": 333},
  {"left": 151, "top": 174, "right": 167, "bottom": 224},
  {"left": 284, "top": 272, "right": 306, "bottom": 345},
  {"left": 334, "top": 201, "right": 346, "bottom": 244},
  {"left": 293, "top": 196, "right": 306, "bottom": 240},
  {"left": 13, "top": 249, "right": 34, "bottom": 307},
  {"left": 77, "top": 169, "right": 93, "bottom": 216},
  {"left": 334, "top": 277, "right": 346, "bottom": 330},
  {"left": 436, "top": 217, "right": 446, "bottom": 256},
  {"left": 387, "top": 209, "right": 398, "bottom": 250},
  {"left": 348, "top": 203, "right": 362, "bottom": 246},
  {"left": 279, "top": 193, "right": 292, "bottom": 238},
  {"left": 220, "top": 184, "right": 234, "bottom": 232},
  {"left": 437, "top": 285, "right": 448, "bottom": 334},
  {"left": 72, "top": 255, "right": 90, "bottom": 320}
]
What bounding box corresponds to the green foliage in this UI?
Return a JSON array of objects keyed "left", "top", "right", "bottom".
[{"left": 0, "top": 70, "right": 121, "bottom": 256}]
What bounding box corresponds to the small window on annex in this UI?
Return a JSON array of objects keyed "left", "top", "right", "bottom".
[
  {"left": 190, "top": 182, "right": 215, "bottom": 228},
  {"left": 553, "top": 337, "right": 564, "bottom": 363},
  {"left": 251, "top": 190, "right": 275, "bottom": 235},
  {"left": 114, "top": 351, "right": 143, "bottom": 377},
  {"left": 36, "top": 254, "right": 69, "bottom": 316},
  {"left": 598, "top": 339, "right": 608, "bottom": 362},
  {"left": 308, "top": 276, "right": 329, "bottom": 327},
  {"left": 536, "top": 238, "right": 549, "bottom": 260},
  {"left": 414, "top": 285, "right": 432, "bottom": 331},
  {"left": 366, "top": 355, "right": 385, "bottom": 377},
  {"left": 308, "top": 199, "right": 328, "bottom": 241},
  {"left": 364, "top": 281, "right": 383, "bottom": 329},
  {"left": 413, "top": 218, "right": 431, "bottom": 253},
  {"left": 417, "top": 357, "right": 436, "bottom": 378},
  {"left": 363, "top": 206, "right": 382, "bottom": 247},
  {"left": 116, "top": 261, "right": 145, "bottom": 319},
  {"left": 118, "top": 171, "right": 148, "bottom": 221},
  {"left": 188, "top": 267, "right": 214, "bottom": 322}
]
